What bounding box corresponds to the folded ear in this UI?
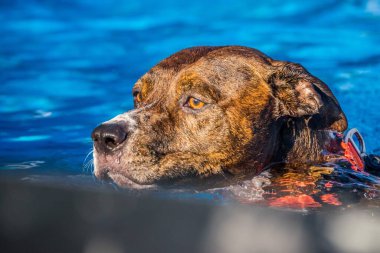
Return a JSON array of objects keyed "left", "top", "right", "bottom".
[{"left": 269, "top": 61, "right": 347, "bottom": 132}]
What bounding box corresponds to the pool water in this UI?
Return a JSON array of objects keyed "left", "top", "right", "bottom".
[{"left": 1, "top": 0, "right": 380, "bottom": 211}]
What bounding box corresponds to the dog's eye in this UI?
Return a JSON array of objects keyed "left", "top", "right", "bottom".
[
  {"left": 185, "top": 97, "right": 206, "bottom": 110},
  {"left": 133, "top": 91, "right": 142, "bottom": 103}
]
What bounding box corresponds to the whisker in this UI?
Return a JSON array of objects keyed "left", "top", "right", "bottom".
[
  {"left": 83, "top": 149, "right": 94, "bottom": 164},
  {"left": 84, "top": 159, "right": 94, "bottom": 173},
  {"left": 83, "top": 149, "right": 94, "bottom": 173}
]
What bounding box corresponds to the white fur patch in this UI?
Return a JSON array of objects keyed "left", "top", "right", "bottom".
[{"left": 104, "top": 112, "right": 137, "bottom": 131}]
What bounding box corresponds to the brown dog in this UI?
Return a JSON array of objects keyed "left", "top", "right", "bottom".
[{"left": 91, "top": 46, "right": 347, "bottom": 188}]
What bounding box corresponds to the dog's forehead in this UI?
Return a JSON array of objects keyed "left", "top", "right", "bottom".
[
  {"left": 137, "top": 47, "right": 226, "bottom": 88},
  {"left": 156, "top": 46, "right": 224, "bottom": 71},
  {"left": 134, "top": 46, "right": 273, "bottom": 103}
]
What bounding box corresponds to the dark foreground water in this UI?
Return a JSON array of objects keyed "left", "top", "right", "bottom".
[{"left": 1, "top": 0, "right": 380, "bottom": 211}]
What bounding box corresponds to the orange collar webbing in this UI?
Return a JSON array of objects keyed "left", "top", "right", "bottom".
[{"left": 340, "top": 128, "right": 367, "bottom": 172}]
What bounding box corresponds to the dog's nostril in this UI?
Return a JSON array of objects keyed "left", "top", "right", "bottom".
[
  {"left": 91, "top": 123, "right": 129, "bottom": 153},
  {"left": 104, "top": 135, "right": 118, "bottom": 149}
]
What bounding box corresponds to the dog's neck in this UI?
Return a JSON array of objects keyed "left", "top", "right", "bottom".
[{"left": 278, "top": 118, "right": 342, "bottom": 164}]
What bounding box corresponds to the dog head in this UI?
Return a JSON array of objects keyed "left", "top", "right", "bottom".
[{"left": 91, "top": 46, "right": 347, "bottom": 188}]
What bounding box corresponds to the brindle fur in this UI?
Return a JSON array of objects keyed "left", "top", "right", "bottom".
[{"left": 92, "top": 46, "right": 347, "bottom": 187}]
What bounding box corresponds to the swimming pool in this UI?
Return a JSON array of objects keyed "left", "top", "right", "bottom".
[{"left": 1, "top": 0, "right": 380, "bottom": 210}]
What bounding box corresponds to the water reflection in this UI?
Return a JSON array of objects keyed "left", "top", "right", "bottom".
[{"left": 4, "top": 161, "right": 45, "bottom": 170}]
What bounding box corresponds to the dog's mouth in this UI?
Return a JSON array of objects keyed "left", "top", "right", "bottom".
[
  {"left": 107, "top": 172, "right": 156, "bottom": 189},
  {"left": 93, "top": 150, "right": 158, "bottom": 189}
]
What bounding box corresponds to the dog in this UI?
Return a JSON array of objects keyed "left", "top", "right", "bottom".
[{"left": 91, "top": 46, "right": 347, "bottom": 189}]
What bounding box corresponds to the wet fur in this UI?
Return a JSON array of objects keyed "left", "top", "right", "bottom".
[{"left": 92, "top": 46, "right": 347, "bottom": 187}]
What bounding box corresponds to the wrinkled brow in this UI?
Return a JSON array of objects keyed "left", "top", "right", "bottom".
[
  {"left": 133, "top": 76, "right": 153, "bottom": 92},
  {"left": 176, "top": 73, "right": 222, "bottom": 101}
]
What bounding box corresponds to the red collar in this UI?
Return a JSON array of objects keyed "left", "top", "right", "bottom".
[{"left": 326, "top": 129, "right": 367, "bottom": 172}]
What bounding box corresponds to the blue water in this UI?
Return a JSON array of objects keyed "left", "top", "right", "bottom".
[{"left": 1, "top": 0, "right": 380, "bottom": 209}]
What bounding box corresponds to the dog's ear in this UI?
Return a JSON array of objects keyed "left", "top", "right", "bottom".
[{"left": 269, "top": 61, "right": 347, "bottom": 132}]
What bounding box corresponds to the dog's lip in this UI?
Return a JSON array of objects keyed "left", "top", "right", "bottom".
[{"left": 108, "top": 172, "right": 156, "bottom": 189}]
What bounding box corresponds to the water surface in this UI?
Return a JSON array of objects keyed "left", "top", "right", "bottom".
[{"left": 1, "top": 0, "right": 380, "bottom": 211}]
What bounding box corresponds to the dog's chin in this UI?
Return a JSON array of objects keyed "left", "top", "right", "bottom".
[
  {"left": 93, "top": 151, "right": 157, "bottom": 189},
  {"left": 107, "top": 172, "right": 156, "bottom": 189}
]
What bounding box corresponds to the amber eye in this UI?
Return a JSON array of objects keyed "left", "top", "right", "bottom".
[
  {"left": 185, "top": 97, "right": 206, "bottom": 110},
  {"left": 133, "top": 91, "right": 142, "bottom": 103}
]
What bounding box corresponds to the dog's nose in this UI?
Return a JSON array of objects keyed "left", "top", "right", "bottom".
[{"left": 91, "top": 123, "right": 128, "bottom": 153}]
